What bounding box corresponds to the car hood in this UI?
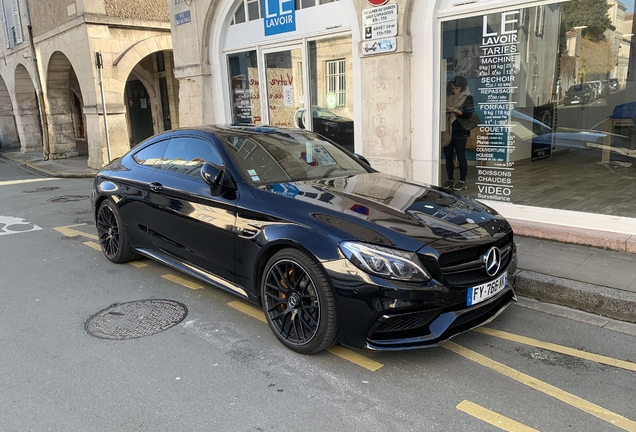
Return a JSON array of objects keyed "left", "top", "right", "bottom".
[{"left": 255, "top": 172, "right": 511, "bottom": 250}]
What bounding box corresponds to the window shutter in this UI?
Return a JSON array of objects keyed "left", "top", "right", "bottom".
[
  {"left": 0, "top": 0, "right": 10, "bottom": 48},
  {"left": 11, "top": 0, "right": 21, "bottom": 44}
]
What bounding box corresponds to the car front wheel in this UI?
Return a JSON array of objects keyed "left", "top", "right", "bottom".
[
  {"left": 261, "top": 249, "right": 338, "bottom": 354},
  {"left": 96, "top": 199, "right": 137, "bottom": 263}
]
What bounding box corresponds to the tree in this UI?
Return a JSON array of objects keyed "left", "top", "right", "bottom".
[{"left": 562, "top": 0, "right": 613, "bottom": 42}]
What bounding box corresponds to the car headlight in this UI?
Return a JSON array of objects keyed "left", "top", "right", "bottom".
[{"left": 339, "top": 242, "right": 431, "bottom": 282}]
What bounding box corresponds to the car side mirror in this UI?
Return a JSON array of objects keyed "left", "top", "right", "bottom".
[
  {"left": 201, "top": 162, "right": 224, "bottom": 188},
  {"left": 354, "top": 153, "right": 371, "bottom": 167}
]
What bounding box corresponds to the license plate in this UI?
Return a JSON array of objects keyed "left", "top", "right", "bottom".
[{"left": 467, "top": 271, "right": 508, "bottom": 306}]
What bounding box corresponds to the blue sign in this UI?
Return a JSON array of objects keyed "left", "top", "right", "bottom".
[
  {"left": 174, "top": 10, "right": 191, "bottom": 26},
  {"left": 263, "top": 0, "right": 296, "bottom": 36}
]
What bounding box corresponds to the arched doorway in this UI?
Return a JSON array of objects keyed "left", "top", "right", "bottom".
[
  {"left": 46, "top": 52, "right": 85, "bottom": 158},
  {"left": 0, "top": 75, "right": 19, "bottom": 149}
]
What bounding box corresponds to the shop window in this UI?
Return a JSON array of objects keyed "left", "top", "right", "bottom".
[
  {"left": 231, "top": 0, "right": 340, "bottom": 22},
  {"left": 326, "top": 59, "right": 346, "bottom": 106},
  {"left": 227, "top": 50, "right": 261, "bottom": 125},
  {"left": 439, "top": 1, "right": 636, "bottom": 219}
]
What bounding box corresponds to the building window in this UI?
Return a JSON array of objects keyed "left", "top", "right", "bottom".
[
  {"left": 326, "top": 59, "right": 346, "bottom": 106},
  {"left": 1, "top": 0, "right": 23, "bottom": 47},
  {"left": 231, "top": 0, "right": 339, "bottom": 24}
]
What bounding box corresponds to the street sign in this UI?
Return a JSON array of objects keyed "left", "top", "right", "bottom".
[
  {"left": 367, "top": 0, "right": 389, "bottom": 5},
  {"left": 362, "top": 4, "right": 397, "bottom": 27},
  {"left": 362, "top": 4, "right": 398, "bottom": 43},
  {"left": 361, "top": 37, "right": 397, "bottom": 56}
]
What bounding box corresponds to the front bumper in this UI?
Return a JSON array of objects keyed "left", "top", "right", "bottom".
[{"left": 323, "top": 244, "right": 518, "bottom": 351}]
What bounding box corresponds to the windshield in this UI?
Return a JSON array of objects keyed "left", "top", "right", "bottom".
[
  {"left": 312, "top": 107, "right": 338, "bottom": 118},
  {"left": 222, "top": 129, "right": 369, "bottom": 184}
]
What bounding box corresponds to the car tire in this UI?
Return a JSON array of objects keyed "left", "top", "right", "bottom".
[
  {"left": 261, "top": 248, "right": 339, "bottom": 354},
  {"left": 96, "top": 199, "right": 137, "bottom": 263}
]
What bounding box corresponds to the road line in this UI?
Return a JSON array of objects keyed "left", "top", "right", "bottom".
[
  {"left": 456, "top": 400, "right": 538, "bottom": 431},
  {"left": 83, "top": 241, "right": 101, "bottom": 251},
  {"left": 162, "top": 274, "right": 203, "bottom": 290},
  {"left": 128, "top": 261, "right": 148, "bottom": 268},
  {"left": 228, "top": 300, "right": 266, "bottom": 323},
  {"left": 326, "top": 345, "right": 384, "bottom": 371},
  {"left": 0, "top": 178, "right": 58, "bottom": 187},
  {"left": 445, "top": 342, "right": 636, "bottom": 431},
  {"left": 475, "top": 327, "right": 636, "bottom": 372},
  {"left": 227, "top": 301, "right": 384, "bottom": 371},
  {"left": 55, "top": 224, "right": 98, "bottom": 240}
]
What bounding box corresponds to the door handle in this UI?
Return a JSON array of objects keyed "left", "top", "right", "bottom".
[{"left": 150, "top": 182, "right": 164, "bottom": 192}]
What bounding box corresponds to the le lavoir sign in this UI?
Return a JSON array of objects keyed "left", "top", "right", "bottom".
[{"left": 263, "top": 0, "right": 296, "bottom": 36}]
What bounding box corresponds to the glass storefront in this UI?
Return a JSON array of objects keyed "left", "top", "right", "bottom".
[{"left": 440, "top": 1, "right": 636, "bottom": 218}]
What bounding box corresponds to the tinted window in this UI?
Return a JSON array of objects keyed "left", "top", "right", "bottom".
[
  {"left": 133, "top": 140, "right": 169, "bottom": 167},
  {"left": 223, "top": 131, "right": 368, "bottom": 184},
  {"left": 161, "top": 137, "right": 223, "bottom": 178}
]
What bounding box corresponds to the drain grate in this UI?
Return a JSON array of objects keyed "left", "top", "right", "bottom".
[
  {"left": 86, "top": 299, "right": 188, "bottom": 340},
  {"left": 47, "top": 195, "right": 89, "bottom": 203},
  {"left": 23, "top": 187, "right": 61, "bottom": 193}
]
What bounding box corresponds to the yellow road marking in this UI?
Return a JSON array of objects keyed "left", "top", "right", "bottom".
[
  {"left": 161, "top": 274, "right": 203, "bottom": 290},
  {"left": 445, "top": 342, "right": 636, "bottom": 431},
  {"left": 83, "top": 241, "right": 101, "bottom": 251},
  {"left": 326, "top": 345, "right": 384, "bottom": 371},
  {"left": 228, "top": 300, "right": 267, "bottom": 323},
  {"left": 457, "top": 400, "right": 539, "bottom": 432},
  {"left": 227, "top": 301, "right": 384, "bottom": 371},
  {"left": 55, "top": 224, "right": 98, "bottom": 240},
  {"left": 128, "top": 261, "right": 148, "bottom": 268},
  {"left": 475, "top": 327, "right": 636, "bottom": 373}
]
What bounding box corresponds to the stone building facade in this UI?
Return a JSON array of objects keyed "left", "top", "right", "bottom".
[
  {"left": 166, "top": 0, "right": 636, "bottom": 236},
  {"left": 0, "top": 0, "right": 179, "bottom": 168}
]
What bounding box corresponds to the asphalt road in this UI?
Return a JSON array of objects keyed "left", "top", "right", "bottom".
[{"left": 1, "top": 158, "right": 635, "bottom": 431}]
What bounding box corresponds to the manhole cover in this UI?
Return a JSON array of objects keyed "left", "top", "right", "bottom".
[
  {"left": 23, "top": 187, "right": 61, "bottom": 193},
  {"left": 86, "top": 299, "right": 188, "bottom": 340},
  {"left": 47, "top": 195, "right": 89, "bottom": 203}
]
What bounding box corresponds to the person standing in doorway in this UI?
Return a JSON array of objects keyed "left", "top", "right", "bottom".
[{"left": 441, "top": 75, "right": 474, "bottom": 191}]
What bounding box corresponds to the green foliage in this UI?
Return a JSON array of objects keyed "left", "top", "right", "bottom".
[{"left": 562, "top": 0, "right": 613, "bottom": 42}]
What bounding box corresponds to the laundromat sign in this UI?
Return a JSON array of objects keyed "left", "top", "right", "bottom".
[{"left": 263, "top": 0, "right": 296, "bottom": 36}]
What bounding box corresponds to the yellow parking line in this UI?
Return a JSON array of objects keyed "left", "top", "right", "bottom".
[
  {"left": 475, "top": 327, "right": 636, "bottom": 372},
  {"left": 128, "top": 261, "right": 148, "bottom": 268},
  {"left": 228, "top": 300, "right": 266, "bottom": 323},
  {"left": 55, "top": 224, "right": 98, "bottom": 240},
  {"left": 326, "top": 345, "right": 384, "bottom": 371},
  {"left": 445, "top": 342, "right": 636, "bottom": 431},
  {"left": 161, "top": 274, "right": 203, "bottom": 290},
  {"left": 83, "top": 241, "right": 101, "bottom": 251},
  {"left": 227, "top": 301, "right": 384, "bottom": 371},
  {"left": 456, "top": 400, "right": 538, "bottom": 432}
]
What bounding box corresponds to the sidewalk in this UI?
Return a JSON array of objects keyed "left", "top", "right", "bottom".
[{"left": 2, "top": 148, "right": 636, "bottom": 324}]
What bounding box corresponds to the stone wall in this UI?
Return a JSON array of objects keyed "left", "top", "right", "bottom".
[
  {"left": 104, "top": 0, "right": 169, "bottom": 21},
  {"left": 28, "top": 0, "right": 77, "bottom": 37}
]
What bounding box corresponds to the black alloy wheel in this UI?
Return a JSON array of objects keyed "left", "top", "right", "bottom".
[
  {"left": 96, "top": 199, "right": 136, "bottom": 263},
  {"left": 261, "top": 249, "right": 338, "bottom": 354}
]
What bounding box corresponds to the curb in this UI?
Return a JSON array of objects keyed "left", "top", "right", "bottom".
[
  {"left": 514, "top": 269, "right": 636, "bottom": 324},
  {"left": 0, "top": 152, "right": 97, "bottom": 179}
]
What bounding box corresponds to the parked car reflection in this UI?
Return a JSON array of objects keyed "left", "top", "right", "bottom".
[{"left": 294, "top": 106, "right": 354, "bottom": 152}]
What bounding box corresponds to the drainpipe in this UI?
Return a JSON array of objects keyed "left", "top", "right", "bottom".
[{"left": 22, "top": 0, "right": 50, "bottom": 160}]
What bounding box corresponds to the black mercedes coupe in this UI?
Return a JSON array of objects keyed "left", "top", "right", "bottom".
[{"left": 91, "top": 125, "right": 517, "bottom": 354}]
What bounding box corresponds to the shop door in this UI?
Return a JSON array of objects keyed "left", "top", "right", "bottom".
[
  {"left": 126, "top": 80, "right": 155, "bottom": 147},
  {"left": 263, "top": 47, "right": 305, "bottom": 129}
]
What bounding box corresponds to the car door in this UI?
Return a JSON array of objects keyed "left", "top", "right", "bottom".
[{"left": 144, "top": 135, "right": 238, "bottom": 282}]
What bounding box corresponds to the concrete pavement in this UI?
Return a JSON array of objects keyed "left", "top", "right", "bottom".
[{"left": 2, "top": 148, "right": 636, "bottom": 324}]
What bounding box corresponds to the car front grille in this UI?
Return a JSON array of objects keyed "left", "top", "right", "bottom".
[{"left": 428, "top": 234, "right": 514, "bottom": 288}]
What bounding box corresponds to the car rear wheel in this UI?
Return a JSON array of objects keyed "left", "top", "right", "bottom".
[
  {"left": 96, "top": 199, "right": 137, "bottom": 263},
  {"left": 261, "top": 249, "right": 338, "bottom": 354}
]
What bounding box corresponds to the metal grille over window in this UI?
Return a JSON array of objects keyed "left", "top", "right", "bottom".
[{"left": 327, "top": 59, "right": 346, "bottom": 106}]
